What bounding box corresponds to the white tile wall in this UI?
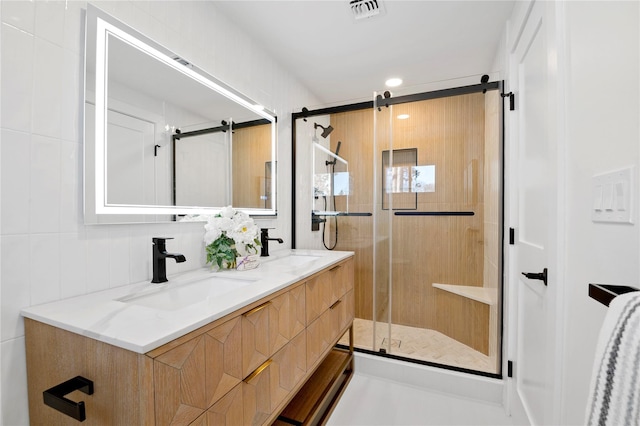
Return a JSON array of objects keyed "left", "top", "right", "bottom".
[{"left": 0, "top": 1, "right": 321, "bottom": 424}]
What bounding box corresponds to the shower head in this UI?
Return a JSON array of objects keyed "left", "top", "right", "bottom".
[
  {"left": 314, "top": 123, "right": 334, "bottom": 138},
  {"left": 334, "top": 141, "right": 342, "bottom": 157}
]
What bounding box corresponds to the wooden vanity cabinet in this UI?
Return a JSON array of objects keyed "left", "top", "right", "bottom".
[
  {"left": 152, "top": 316, "right": 244, "bottom": 425},
  {"left": 24, "top": 257, "right": 354, "bottom": 426},
  {"left": 306, "top": 261, "right": 354, "bottom": 370}
]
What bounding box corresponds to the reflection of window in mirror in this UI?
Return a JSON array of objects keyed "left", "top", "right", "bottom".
[
  {"left": 333, "top": 172, "right": 351, "bottom": 196},
  {"left": 314, "top": 171, "right": 351, "bottom": 197}
]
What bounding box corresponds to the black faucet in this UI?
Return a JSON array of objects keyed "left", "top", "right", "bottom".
[
  {"left": 152, "top": 237, "right": 186, "bottom": 283},
  {"left": 260, "top": 228, "right": 283, "bottom": 257}
]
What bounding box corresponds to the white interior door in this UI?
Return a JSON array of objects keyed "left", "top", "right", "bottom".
[
  {"left": 106, "top": 109, "right": 156, "bottom": 205},
  {"left": 511, "top": 1, "right": 562, "bottom": 425}
]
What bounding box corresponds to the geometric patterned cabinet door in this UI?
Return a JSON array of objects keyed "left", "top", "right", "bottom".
[
  {"left": 242, "top": 302, "right": 271, "bottom": 379},
  {"left": 242, "top": 332, "right": 307, "bottom": 426},
  {"left": 306, "top": 309, "right": 334, "bottom": 370},
  {"left": 243, "top": 284, "right": 306, "bottom": 380},
  {"left": 305, "top": 272, "right": 333, "bottom": 326},
  {"left": 269, "top": 284, "right": 306, "bottom": 354},
  {"left": 269, "top": 332, "right": 307, "bottom": 412},
  {"left": 154, "top": 317, "right": 243, "bottom": 425},
  {"left": 192, "top": 384, "right": 244, "bottom": 426},
  {"left": 331, "top": 259, "right": 354, "bottom": 302},
  {"left": 305, "top": 259, "right": 354, "bottom": 327},
  {"left": 336, "top": 290, "right": 355, "bottom": 333}
]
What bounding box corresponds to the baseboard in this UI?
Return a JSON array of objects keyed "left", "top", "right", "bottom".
[{"left": 353, "top": 352, "right": 504, "bottom": 405}]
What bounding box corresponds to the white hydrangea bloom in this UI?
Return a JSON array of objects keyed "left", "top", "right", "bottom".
[
  {"left": 202, "top": 206, "right": 260, "bottom": 256},
  {"left": 219, "top": 205, "right": 235, "bottom": 219}
]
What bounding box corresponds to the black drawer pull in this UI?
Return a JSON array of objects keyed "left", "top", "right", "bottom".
[
  {"left": 330, "top": 299, "right": 342, "bottom": 310},
  {"left": 43, "top": 376, "right": 94, "bottom": 422}
]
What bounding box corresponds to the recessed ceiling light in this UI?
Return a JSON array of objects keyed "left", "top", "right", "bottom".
[
  {"left": 385, "top": 78, "right": 403, "bottom": 87},
  {"left": 397, "top": 114, "right": 410, "bottom": 120}
]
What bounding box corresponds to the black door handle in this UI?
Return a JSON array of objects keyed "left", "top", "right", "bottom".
[{"left": 522, "top": 268, "right": 548, "bottom": 286}]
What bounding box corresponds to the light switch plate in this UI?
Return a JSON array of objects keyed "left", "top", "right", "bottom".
[{"left": 592, "top": 166, "right": 634, "bottom": 224}]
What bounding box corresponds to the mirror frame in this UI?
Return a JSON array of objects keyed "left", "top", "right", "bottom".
[{"left": 84, "top": 5, "right": 277, "bottom": 223}]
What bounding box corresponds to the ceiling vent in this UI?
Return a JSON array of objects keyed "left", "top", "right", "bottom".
[
  {"left": 172, "top": 56, "right": 191, "bottom": 67},
  {"left": 350, "top": 0, "right": 385, "bottom": 21}
]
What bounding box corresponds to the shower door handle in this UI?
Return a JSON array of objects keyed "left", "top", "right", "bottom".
[{"left": 521, "top": 268, "right": 548, "bottom": 286}]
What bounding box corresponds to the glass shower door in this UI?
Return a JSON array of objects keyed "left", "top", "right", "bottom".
[
  {"left": 370, "top": 87, "right": 502, "bottom": 374},
  {"left": 297, "top": 83, "right": 502, "bottom": 376},
  {"left": 372, "top": 91, "right": 393, "bottom": 353}
]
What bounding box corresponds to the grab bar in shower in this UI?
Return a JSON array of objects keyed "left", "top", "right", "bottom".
[
  {"left": 313, "top": 211, "right": 373, "bottom": 217},
  {"left": 394, "top": 211, "right": 475, "bottom": 216}
]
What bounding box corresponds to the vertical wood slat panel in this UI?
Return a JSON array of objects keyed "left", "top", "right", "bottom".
[{"left": 232, "top": 124, "right": 272, "bottom": 208}]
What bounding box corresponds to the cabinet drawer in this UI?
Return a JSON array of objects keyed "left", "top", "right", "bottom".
[
  {"left": 242, "top": 284, "right": 305, "bottom": 379},
  {"left": 192, "top": 384, "right": 243, "bottom": 426},
  {"left": 305, "top": 272, "right": 333, "bottom": 325},
  {"left": 307, "top": 289, "right": 355, "bottom": 371},
  {"left": 306, "top": 259, "right": 354, "bottom": 326},
  {"left": 242, "top": 301, "right": 271, "bottom": 379},
  {"left": 306, "top": 309, "right": 333, "bottom": 369},
  {"left": 331, "top": 258, "right": 354, "bottom": 301},
  {"left": 154, "top": 316, "right": 243, "bottom": 425},
  {"left": 243, "top": 333, "right": 306, "bottom": 426},
  {"left": 334, "top": 289, "right": 355, "bottom": 336}
]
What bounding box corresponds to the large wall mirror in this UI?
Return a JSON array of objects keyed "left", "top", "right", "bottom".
[{"left": 84, "top": 5, "right": 277, "bottom": 224}]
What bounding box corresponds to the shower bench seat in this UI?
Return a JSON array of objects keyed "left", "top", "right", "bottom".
[
  {"left": 432, "top": 283, "right": 498, "bottom": 357},
  {"left": 432, "top": 283, "right": 498, "bottom": 305}
]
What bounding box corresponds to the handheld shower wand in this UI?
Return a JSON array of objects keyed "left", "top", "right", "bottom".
[
  {"left": 326, "top": 141, "right": 342, "bottom": 166},
  {"left": 323, "top": 140, "right": 343, "bottom": 251}
]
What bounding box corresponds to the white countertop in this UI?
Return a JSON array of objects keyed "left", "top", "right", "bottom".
[{"left": 21, "top": 249, "right": 353, "bottom": 354}]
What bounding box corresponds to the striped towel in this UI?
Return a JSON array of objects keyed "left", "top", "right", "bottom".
[{"left": 586, "top": 291, "right": 640, "bottom": 426}]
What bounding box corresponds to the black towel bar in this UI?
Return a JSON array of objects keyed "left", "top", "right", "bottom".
[
  {"left": 589, "top": 283, "right": 640, "bottom": 307},
  {"left": 43, "top": 376, "right": 94, "bottom": 422},
  {"left": 394, "top": 211, "right": 474, "bottom": 216}
]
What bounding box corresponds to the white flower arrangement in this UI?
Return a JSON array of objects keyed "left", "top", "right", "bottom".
[{"left": 203, "top": 206, "right": 261, "bottom": 269}]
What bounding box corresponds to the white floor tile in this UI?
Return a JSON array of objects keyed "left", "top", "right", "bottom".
[{"left": 328, "top": 373, "right": 526, "bottom": 426}]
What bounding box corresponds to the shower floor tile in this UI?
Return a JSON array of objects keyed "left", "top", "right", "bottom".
[{"left": 339, "top": 318, "right": 498, "bottom": 374}]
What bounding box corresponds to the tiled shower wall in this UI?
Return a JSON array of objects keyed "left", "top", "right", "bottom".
[{"left": 0, "top": 1, "right": 319, "bottom": 424}]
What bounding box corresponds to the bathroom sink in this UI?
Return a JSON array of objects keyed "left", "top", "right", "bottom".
[
  {"left": 117, "top": 275, "right": 256, "bottom": 311},
  {"left": 265, "top": 252, "right": 323, "bottom": 268}
]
